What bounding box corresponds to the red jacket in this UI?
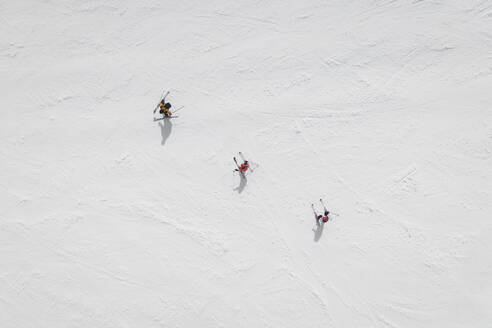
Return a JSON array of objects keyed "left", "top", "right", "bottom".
[{"left": 239, "top": 161, "right": 249, "bottom": 172}]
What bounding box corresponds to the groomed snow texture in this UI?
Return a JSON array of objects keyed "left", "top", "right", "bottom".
[{"left": 1, "top": 1, "right": 492, "bottom": 327}]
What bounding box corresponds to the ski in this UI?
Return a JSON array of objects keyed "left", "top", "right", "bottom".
[
  {"left": 154, "top": 116, "right": 178, "bottom": 121},
  {"left": 319, "top": 198, "right": 331, "bottom": 221},
  {"left": 153, "top": 91, "right": 164, "bottom": 113},
  {"left": 312, "top": 203, "right": 321, "bottom": 214},
  {"left": 173, "top": 106, "right": 184, "bottom": 114},
  {"left": 233, "top": 157, "right": 240, "bottom": 172}
]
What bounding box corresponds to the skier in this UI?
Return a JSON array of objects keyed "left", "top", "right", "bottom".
[
  {"left": 233, "top": 152, "right": 250, "bottom": 174},
  {"left": 158, "top": 100, "right": 172, "bottom": 117},
  {"left": 153, "top": 91, "right": 173, "bottom": 117},
  {"left": 319, "top": 199, "right": 330, "bottom": 222},
  {"left": 312, "top": 201, "right": 329, "bottom": 223},
  {"left": 235, "top": 160, "right": 249, "bottom": 173}
]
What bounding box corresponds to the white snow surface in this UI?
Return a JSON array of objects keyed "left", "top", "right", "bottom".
[{"left": 1, "top": 1, "right": 492, "bottom": 327}]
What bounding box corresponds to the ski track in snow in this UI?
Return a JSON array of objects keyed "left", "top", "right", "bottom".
[{"left": 1, "top": 0, "right": 492, "bottom": 327}]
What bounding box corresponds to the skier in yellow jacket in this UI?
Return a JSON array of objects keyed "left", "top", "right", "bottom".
[{"left": 158, "top": 100, "right": 172, "bottom": 117}]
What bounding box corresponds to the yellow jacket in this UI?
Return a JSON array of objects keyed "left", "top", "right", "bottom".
[{"left": 159, "top": 103, "right": 171, "bottom": 115}]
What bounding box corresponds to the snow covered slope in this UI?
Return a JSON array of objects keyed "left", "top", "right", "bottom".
[{"left": 1, "top": 1, "right": 492, "bottom": 327}]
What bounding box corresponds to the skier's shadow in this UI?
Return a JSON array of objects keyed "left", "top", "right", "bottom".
[
  {"left": 313, "top": 218, "right": 324, "bottom": 242},
  {"left": 311, "top": 206, "right": 324, "bottom": 242},
  {"left": 233, "top": 173, "right": 247, "bottom": 193},
  {"left": 158, "top": 118, "right": 172, "bottom": 146}
]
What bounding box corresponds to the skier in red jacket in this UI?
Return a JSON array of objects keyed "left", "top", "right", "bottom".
[
  {"left": 320, "top": 199, "right": 330, "bottom": 222},
  {"left": 312, "top": 199, "right": 330, "bottom": 223},
  {"left": 234, "top": 152, "right": 250, "bottom": 173},
  {"left": 235, "top": 160, "right": 250, "bottom": 173}
]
